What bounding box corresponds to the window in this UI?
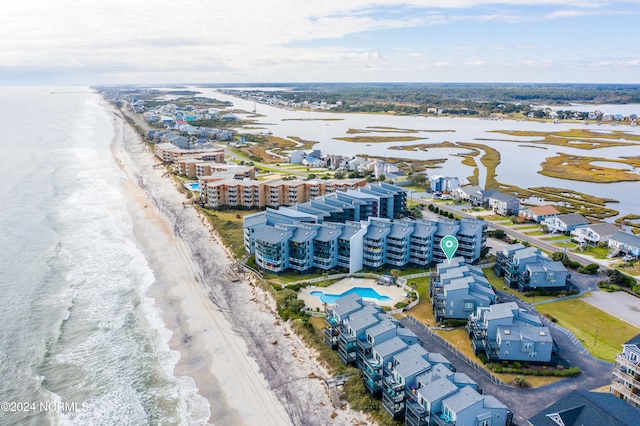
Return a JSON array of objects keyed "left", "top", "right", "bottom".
[
  {"left": 529, "top": 352, "right": 537, "bottom": 358},
  {"left": 464, "top": 302, "right": 474, "bottom": 310},
  {"left": 524, "top": 342, "right": 533, "bottom": 350},
  {"left": 477, "top": 419, "right": 490, "bottom": 426},
  {"left": 449, "top": 310, "right": 454, "bottom": 316},
  {"left": 450, "top": 301, "right": 455, "bottom": 307}
]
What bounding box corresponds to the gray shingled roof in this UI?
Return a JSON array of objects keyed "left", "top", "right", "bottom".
[
  {"left": 610, "top": 231, "right": 640, "bottom": 248},
  {"left": 373, "top": 336, "right": 409, "bottom": 359},
  {"left": 528, "top": 390, "right": 640, "bottom": 426},
  {"left": 417, "top": 377, "right": 459, "bottom": 404},
  {"left": 442, "top": 385, "right": 484, "bottom": 412},
  {"left": 253, "top": 226, "right": 292, "bottom": 244},
  {"left": 556, "top": 213, "right": 589, "bottom": 226}
]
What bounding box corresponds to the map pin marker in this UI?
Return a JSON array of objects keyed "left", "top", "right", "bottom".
[{"left": 440, "top": 235, "right": 459, "bottom": 264}]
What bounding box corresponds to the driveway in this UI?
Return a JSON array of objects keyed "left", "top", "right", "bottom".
[{"left": 400, "top": 316, "right": 613, "bottom": 426}]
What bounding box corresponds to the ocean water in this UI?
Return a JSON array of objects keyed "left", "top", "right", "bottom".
[{"left": 0, "top": 87, "right": 204, "bottom": 425}]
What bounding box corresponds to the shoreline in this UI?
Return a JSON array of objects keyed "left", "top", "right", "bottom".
[{"left": 107, "top": 102, "right": 369, "bottom": 425}]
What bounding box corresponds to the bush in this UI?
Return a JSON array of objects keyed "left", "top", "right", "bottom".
[
  {"left": 442, "top": 319, "right": 467, "bottom": 328},
  {"left": 394, "top": 301, "right": 408, "bottom": 310},
  {"left": 478, "top": 354, "right": 488, "bottom": 364},
  {"left": 578, "top": 263, "right": 599, "bottom": 275}
]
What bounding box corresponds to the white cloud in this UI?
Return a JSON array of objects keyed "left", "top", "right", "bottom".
[{"left": 1, "top": 0, "right": 639, "bottom": 83}]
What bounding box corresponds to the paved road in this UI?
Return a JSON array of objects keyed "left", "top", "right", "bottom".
[{"left": 400, "top": 317, "right": 613, "bottom": 426}]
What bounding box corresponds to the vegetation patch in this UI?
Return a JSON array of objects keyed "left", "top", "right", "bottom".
[
  {"left": 281, "top": 117, "right": 344, "bottom": 121},
  {"left": 539, "top": 153, "right": 640, "bottom": 183},
  {"left": 198, "top": 207, "right": 252, "bottom": 259},
  {"left": 334, "top": 135, "right": 427, "bottom": 143},
  {"left": 615, "top": 214, "right": 640, "bottom": 234},
  {"left": 388, "top": 141, "right": 457, "bottom": 150},
  {"left": 488, "top": 129, "right": 640, "bottom": 150},
  {"left": 368, "top": 155, "right": 448, "bottom": 172}
]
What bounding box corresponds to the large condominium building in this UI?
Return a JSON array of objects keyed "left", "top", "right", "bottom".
[
  {"left": 430, "top": 258, "right": 497, "bottom": 322},
  {"left": 324, "top": 294, "right": 512, "bottom": 425},
  {"left": 154, "top": 142, "right": 225, "bottom": 163},
  {"left": 611, "top": 333, "right": 640, "bottom": 409},
  {"left": 467, "top": 302, "right": 557, "bottom": 363},
  {"left": 493, "top": 244, "right": 570, "bottom": 292},
  {"left": 243, "top": 191, "right": 487, "bottom": 274},
  {"left": 203, "top": 178, "right": 367, "bottom": 210}
]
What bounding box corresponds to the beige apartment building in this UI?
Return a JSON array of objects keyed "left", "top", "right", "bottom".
[
  {"left": 202, "top": 178, "right": 366, "bottom": 209},
  {"left": 154, "top": 143, "right": 225, "bottom": 164}
]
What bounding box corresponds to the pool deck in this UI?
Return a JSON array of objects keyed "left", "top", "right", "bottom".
[{"left": 298, "top": 278, "right": 409, "bottom": 311}]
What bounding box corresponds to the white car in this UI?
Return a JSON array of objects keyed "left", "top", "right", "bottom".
[{"left": 622, "top": 255, "right": 635, "bottom": 262}]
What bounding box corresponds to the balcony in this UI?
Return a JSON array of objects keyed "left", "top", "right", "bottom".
[
  {"left": 405, "top": 399, "right": 429, "bottom": 426},
  {"left": 611, "top": 381, "right": 640, "bottom": 407},
  {"left": 431, "top": 411, "right": 455, "bottom": 426},
  {"left": 615, "top": 354, "right": 640, "bottom": 370}
]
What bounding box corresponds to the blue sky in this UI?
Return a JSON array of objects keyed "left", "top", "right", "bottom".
[{"left": 1, "top": 0, "right": 638, "bottom": 84}]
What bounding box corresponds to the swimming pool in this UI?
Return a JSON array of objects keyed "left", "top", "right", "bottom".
[
  {"left": 183, "top": 182, "right": 199, "bottom": 191},
  {"left": 310, "top": 287, "right": 391, "bottom": 305}
]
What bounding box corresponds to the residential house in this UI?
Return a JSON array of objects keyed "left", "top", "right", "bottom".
[
  {"left": 610, "top": 333, "right": 640, "bottom": 409},
  {"left": 484, "top": 190, "right": 521, "bottom": 216},
  {"left": 467, "top": 302, "right": 557, "bottom": 363},
  {"left": 287, "top": 150, "right": 306, "bottom": 164},
  {"left": 571, "top": 223, "right": 621, "bottom": 246},
  {"left": 494, "top": 244, "right": 569, "bottom": 292},
  {"left": 528, "top": 390, "right": 640, "bottom": 426},
  {"left": 429, "top": 176, "right": 460, "bottom": 194},
  {"left": 608, "top": 231, "right": 640, "bottom": 258},
  {"left": 451, "top": 185, "right": 484, "bottom": 205},
  {"left": 518, "top": 205, "right": 560, "bottom": 223},
  {"left": 302, "top": 156, "right": 324, "bottom": 168},
  {"left": 543, "top": 213, "right": 590, "bottom": 234}
]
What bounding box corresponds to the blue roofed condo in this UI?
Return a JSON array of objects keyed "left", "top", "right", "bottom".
[
  {"left": 323, "top": 294, "right": 513, "bottom": 425},
  {"left": 430, "top": 257, "right": 497, "bottom": 323},
  {"left": 467, "top": 302, "right": 558, "bottom": 364},
  {"left": 243, "top": 183, "right": 487, "bottom": 274},
  {"left": 493, "top": 243, "right": 570, "bottom": 292}
]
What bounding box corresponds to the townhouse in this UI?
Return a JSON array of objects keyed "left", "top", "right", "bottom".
[
  {"left": 324, "top": 294, "right": 512, "bottom": 425},
  {"left": 467, "top": 302, "right": 557, "bottom": 363},
  {"left": 430, "top": 258, "right": 497, "bottom": 322},
  {"left": 494, "top": 244, "right": 569, "bottom": 292}
]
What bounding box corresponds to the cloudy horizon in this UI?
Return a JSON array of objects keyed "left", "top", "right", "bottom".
[{"left": 2, "top": 0, "right": 639, "bottom": 85}]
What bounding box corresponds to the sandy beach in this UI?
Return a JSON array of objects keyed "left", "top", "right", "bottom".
[{"left": 108, "top": 104, "right": 369, "bottom": 425}]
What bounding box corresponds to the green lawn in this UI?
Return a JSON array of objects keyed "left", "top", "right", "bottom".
[
  {"left": 541, "top": 235, "right": 573, "bottom": 241},
  {"left": 573, "top": 245, "right": 609, "bottom": 259},
  {"left": 535, "top": 297, "right": 640, "bottom": 362},
  {"left": 525, "top": 231, "right": 547, "bottom": 236},
  {"left": 199, "top": 208, "right": 252, "bottom": 259}
]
